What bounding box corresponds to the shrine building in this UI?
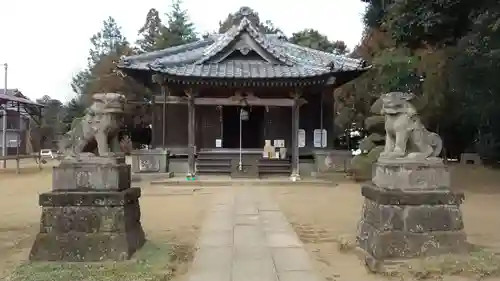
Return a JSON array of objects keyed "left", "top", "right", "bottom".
[{"left": 117, "top": 7, "right": 370, "bottom": 180}]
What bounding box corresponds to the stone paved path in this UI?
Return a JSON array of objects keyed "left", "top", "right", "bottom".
[{"left": 187, "top": 185, "right": 324, "bottom": 281}]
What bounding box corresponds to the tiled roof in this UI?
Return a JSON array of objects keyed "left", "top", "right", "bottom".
[
  {"left": 194, "top": 17, "right": 295, "bottom": 66},
  {"left": 155, "top": 60, "right": 330, "bottom": 78},
  {"left": 0, "top": 89, "right": 42, "bottom": 106},
  {"left": 118, "top": 15, "right": 369, "bottom": 81},
  {"left": 0, "top": 89, "right": 20, "bottom": 96}
]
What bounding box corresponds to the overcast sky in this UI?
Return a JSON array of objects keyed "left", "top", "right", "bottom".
[{"left": 0, "top": 0, "right": 367, "bottom": 102}]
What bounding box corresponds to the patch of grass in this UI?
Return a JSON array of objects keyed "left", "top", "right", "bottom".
[
  {"left": 389, "top": 250, "right": 500, "bottom": 280},
  {"left": 5, "top": 241, "right": 195, "bottom": 281}
]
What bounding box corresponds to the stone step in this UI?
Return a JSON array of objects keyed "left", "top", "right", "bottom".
[
  {"left": 150, "top": 177, "right": 333, "bottom": 186},
  {"left": 197, "top": 169, "right": 232, "bottom": 174},
  {"left": 259, "top": 159, "right": 291, "bottom": 164},
  {"left": 196, "top": 161, "right": 231, "bottom": 167},
  {"left": 259, "top": 169, "right": 291, "bottom": 175}
]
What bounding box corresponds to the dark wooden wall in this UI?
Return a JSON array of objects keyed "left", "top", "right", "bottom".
[
  {"left": 152, "top": 90, "right": 335, "bottom": 152},
  {"left": 152, "top": 104, "right": 188, "bottom": 148},
  {"left": 299, "top": 93, "right": 335, "bottom": 150},
  {"left": 197, "top": 106, "right": 222, "bottom": 149},
  {"left": 264, "top": 106, "right": 292, "bottom": 147}
]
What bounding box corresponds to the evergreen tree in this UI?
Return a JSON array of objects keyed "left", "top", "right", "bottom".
[
  {"left": 156, "top": 0, "right": 198, "bottom": 48},
  {"left": 136, "top": 8, "right": 163, "bottom": 53},
  {"left": 71, "top": 16, "right": 131, "bottom": 100},
  {"left": 341, "top": 0, "right": 500, "bottom": 160},
  {"left": 88, "top": 17, "right": 129, "bottom": 66},
  {"left": 69, "top": 15, "right": 149, "bottom": 134},
  {"left": 290, "top": 29, "right": 349, "bottom": 54},
  {"left": 62, "top": 96, "right": 86, "bottom": 132}
]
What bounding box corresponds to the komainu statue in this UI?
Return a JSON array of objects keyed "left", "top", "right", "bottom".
[
  {"left": 379, "top": 91, "right": 442, "bottom": 160},
  {"left": 59, "top": 93, "right": 126, "bottom": 158}
]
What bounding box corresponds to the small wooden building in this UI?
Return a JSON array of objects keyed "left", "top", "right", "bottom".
[{"left": 118, "top": 8, "right": 370, "bottom": 179}]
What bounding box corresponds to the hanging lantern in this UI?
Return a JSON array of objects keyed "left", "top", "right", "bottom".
[{"left": 240, "top": 108, "right": 249, "bottom": 121}]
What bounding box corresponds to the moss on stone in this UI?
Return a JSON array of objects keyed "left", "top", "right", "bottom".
[{"left": 7, "top": 241, "right": 191, "bottom": 281}]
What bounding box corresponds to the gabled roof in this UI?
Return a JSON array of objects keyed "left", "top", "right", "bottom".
[
  {"left": 0, "top": 89, "right": 42, "bottom": 107},
  {"left": 118, "top": 8, "right": 370, "bottom": 85},
  {"left": 194, "top": 17, "right": 294, "bottom": 66}
]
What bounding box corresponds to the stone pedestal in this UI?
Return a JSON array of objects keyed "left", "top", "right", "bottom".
[
  {"left": 52, "top": 155, "right": 131, "bottom": 191},
  {"left": 372, "top": 158, "right": 450, "bottom": 190},
  {"left": 29, "top": 155, "right": 145, "bottom": 261},
  {"left": 357, "top": 158, "right": 467, "bottom": 272},
  {"left": 131, "top": 149, "right": 170, "bottom": 174}
]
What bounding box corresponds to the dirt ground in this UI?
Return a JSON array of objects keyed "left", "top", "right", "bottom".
[
  {"left": 2, "top": 159, "right": 500, "bottom": 280},
  {"left": 0, "top": 159, "right": 214, "bottom": 280},
  {"left": 272, "top": 164, "right": 500, "bottom": 281}
]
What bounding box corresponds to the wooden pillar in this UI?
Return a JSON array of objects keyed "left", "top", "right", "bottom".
[
  {"left": 290, "top": 91, "right": 301, "bottom": 181},
  {"left": 186, "top": 89, "right": 197, "bottom": 177},
  {"left": 151, "top": 95, "right": 155, "bottom": 149},
  {"left": 16, "top": 102, "right": 20, "bottom": 174},
  {"left": 37, "top": 107, "right": 42, "bottom": 170},
  {"left": 152, "top": 74, "right": 167, "bottom": 149},
  {"left": 161, "top": 85, "right": 167, "bottom": 148}
]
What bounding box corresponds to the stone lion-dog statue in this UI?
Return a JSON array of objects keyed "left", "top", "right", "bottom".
[
  {"left": 379, "top": 91, "right": 442, "bottom": 160},
  {"left": 59, "top": 93, "right": 126, "bottom": 158}
]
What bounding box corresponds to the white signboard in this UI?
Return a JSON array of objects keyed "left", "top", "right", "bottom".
[
  {"left": 313, "top": 129, "right": 327, "bottom": 148},
  {"left": 273, "top": 139, "right": 285, "bottom": 148},
  {"left": 215, "top": 139, "right": 222, "bottom": 148},
  {"left": 298, "top": 129, "right": 306, "bottom": 148}
]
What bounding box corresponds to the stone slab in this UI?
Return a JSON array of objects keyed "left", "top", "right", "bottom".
[
  {"left": 357, "top": 219, "right": 468, "bottom": 260},
  {"left": 257, "top": 203, "right": 280, "bottom": 211},
  {"left": 188, "top": 271, "right": 231, "bottom": 281},
  {"left": 361, "top": 184, "right": 464, "bottom": 205},
  {"left": 361, "top": 198, "right": 464, "bottom": 233},
  {"left": 53, "top": 159, "right": 131, "bottom": 191},
  {"left": 272, "top": 247, "right": 314, "bottom": 272},
  {"left": 131, "top": 149, "right": 169, "bottom": 173},
  {"left": 39, "top": 187, "right": 141, "bottom": 207},
  {"left": 191, "top": 247, "right": 233, "bottom": 271},
  {"left": 188, "top": 186, "right": 324, "bottom": 281},
  {"left": 373, "top": 158, "right": 450, "bottom": 190},
  {"left": 266, "top": 232, "right": 302, "bottom": 248},
  {"left": 278, "top": 271, "right": 322, "bottom": 281},
  {"left": 39, "top": 203, "right": 141, "bottom": 233},
  {"left": 260, "top": 211, "right": 288, "bottom": 223},
  {"left": 262, "top": 222, "right": 294, "bottom": 233},
  {"left": 30, "top": 187, "right": 145, "bottom": 262},
  {"left": 234, "top": 225, "right": 264, "bottom": 246},
  {"left": 202, "top": 219, "right": 234, "bottom": 232},
  {"left": 232, "top": 259, "right": 277, "bottom": 281},
  {"left": 29, "top": 227, "right": 145, "bottom": 261},
  {"left": 60, "top": 155, "right": 126, "bottom": 165},
  {"left": 233, "top": 245, "right": 272, "bottom": 260},
  {"left": 235, "top": 214, "right": 260, "bottom": 225},
  {"left": 236, "top": 206, "right": 258, "bottom": 215},
  {"left": 197, "top": 230, "right": 233, "bottom": 247}
]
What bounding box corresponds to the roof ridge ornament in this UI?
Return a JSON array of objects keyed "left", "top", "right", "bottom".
[
  {"left": 238, "top": 6, "right": 254, "bottom": 17},
  {"left": 195, "top": 13, "right": 295, "bottom": 66}
]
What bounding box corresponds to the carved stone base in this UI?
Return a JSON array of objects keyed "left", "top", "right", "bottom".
[
  {"left": 356, "top": 184, "right": 468, "bottom": 272},
  {"left": 29, "top": 188, "right": 145, "bottom": 261},
  {"left": 131, "top": 149, "right": 169, "bottom": 173},
  {"left": 53, "top": 156, "right": 131, "bottom": 191},
  {"left": 289, "top": 172, "right": 301, "bottom": 181},
  {"left": 373, "top": 158, "right": 450, "bottom": 190}
]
